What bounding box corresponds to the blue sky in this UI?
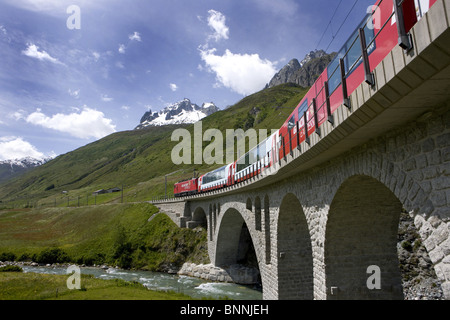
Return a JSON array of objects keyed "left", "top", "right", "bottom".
[{"left": 0, "top": 0, "right": 375, "bottom": 160}]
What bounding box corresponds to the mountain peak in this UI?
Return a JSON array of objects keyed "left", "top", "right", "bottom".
[
  {"left": 0, "top": 157, "right": 50, "bottom": 183},
  {"left": 266, "top": 50, "right": 335, "bottom": 89},
  {"left": 135, "top": 99, "right": 220, "bottom": 129},
  {"left": 299, "top": 49, "right": 328, "bottom": 66}
]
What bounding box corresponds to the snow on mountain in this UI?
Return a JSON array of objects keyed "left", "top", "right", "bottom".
[
  {"left": 135, "top": 98, "right": 220, "bottom": 129},
  {"left": 0, "top": 157, "right": 48, "bottom": 168},
  {"left": 299, "top": 49, "right": 328, "bottom": 67},
  {"left": 0, "top": 157, "right": 51, "bottom": 183}
]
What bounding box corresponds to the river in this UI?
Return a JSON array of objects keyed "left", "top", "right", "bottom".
[{"left": 21, "top": 265, "right": 262, "bottom": 300}]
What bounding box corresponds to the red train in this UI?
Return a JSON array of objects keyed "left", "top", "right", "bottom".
[
  {"left": 174, "top": 0, "right": 437, "bottom": 198},
  {"left": 173, "top": 178, "right": 199, "bottom": 197}
]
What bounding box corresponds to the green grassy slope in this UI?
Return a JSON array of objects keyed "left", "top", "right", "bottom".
[
  {"left": 0, "top": 83, "right": 307, "bottom": 204},
  {"left": 0, "top": 203, "right": 209, "bottom": 271}
]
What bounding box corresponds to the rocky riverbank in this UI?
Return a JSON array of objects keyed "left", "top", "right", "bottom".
[{"left": 178, "top": 262, "right": 260, "bottom": 285}]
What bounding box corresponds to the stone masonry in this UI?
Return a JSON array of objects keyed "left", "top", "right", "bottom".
[{"left": 179, "top": 104, "right": 450, "bottom": 300}]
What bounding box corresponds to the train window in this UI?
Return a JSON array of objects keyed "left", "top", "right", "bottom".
[
  {"left": 327, "top": 14, "right": 376, "bottom": 94},
  {"left": 258, "top": 141, "right": 266, "bottom": 160},
  {"left": 327, "top": 55, "right": 342, "bottom": 95},
  {"left": 287, "top": 115, "right": 295, "bottom": 130},
  {"left": 203, "top": 166, "right": 226, "bottom": 184},
  {"left": 297, "top": 100, "right": 308, "bottom": 120},
  {"left": 236, "top": 152, "right": 250, "bottom": 172}
]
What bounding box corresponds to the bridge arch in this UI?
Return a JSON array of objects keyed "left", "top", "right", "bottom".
[
  {"left": 277, "top": 193, "right": 314, "bottom": 299},
  {"left": 325, "top": 175, "right": 404, "bottom": 299},
  {"left": 214, "top": 207, "right": 259, "bottom": 270},
  {"left": 192, "top": 206, "right": 207, "bottom": 229}
]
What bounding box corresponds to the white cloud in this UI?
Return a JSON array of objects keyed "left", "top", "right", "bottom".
[
  {"left": 2, "top": 0, "right": 101, "bottom": 15},
  {"left": 25, "top": 107, "right": 116, "bottom": 139},
  {"left": 200, "top": 48, "right": 277, "bottom": 96},
  {"left": 121, "top": 105, "right": 130, "bottom": 111},
  {"left": 101, "top": 94, "right": 113, "bottom": 102},
  {"left": 118, "top": 44, "right": 126, "bottom": 54},
  {"left": 207, "top": 10, "right": 229, "bottom": 42},
  {"left": 68, "top": 89, "right": 80, "bottom": 98},
  {"left": 115, "top": 61, "right": 125, "bottom": 69},
  {"left": 8, "top": 109, "right": 26, "bottom": 121},
  {"left": 0, "top": 136, "right": 45, "bottom": 160},
  {"left": 92, "top": 51, "right": 101, "bottom": 61},
  {"left": 170, "top": 83, "right": 178, "bottom": 92},
  {"left": 198, "top": 9, "right": 276, "bottom": 96},
  {"left": 22, "top": 43, "right": 63, "bottom": 65},
  {"left": 128, "top": 31, "right": 142, "bottom": 42}
]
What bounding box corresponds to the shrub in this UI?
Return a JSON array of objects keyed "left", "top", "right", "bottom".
[
  {"left": 401, "top": 240, "right": 413, "bottom": 252},
  {"left": 17, "top": 253, "right": 31, "bottom": 262},
  {"left": 35, "top": 248, "right": 70, "bottom": 264},
  {"left": 0, "top": 252, "right": 16, "bottom": 262},
  {"left": 0, "top": 265, "right": 23, "bottom": 272}
]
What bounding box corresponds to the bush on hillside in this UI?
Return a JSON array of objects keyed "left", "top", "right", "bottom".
[
  {"left": 0, "top": 252, "right": 16, "bottom": 262},
  {"left": 0, "top": 265, "right": 23, "bottom": 272},
  {"left": 35, "top": 248, "right": 70, "bottom": 264}
]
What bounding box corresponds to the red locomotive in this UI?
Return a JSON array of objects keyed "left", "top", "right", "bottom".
[
  {"left": 173, "top": 178, "right": 198, "bottom": 197},
  {"left": 174, "top": 0, "right": 437, "bottom": 198}
]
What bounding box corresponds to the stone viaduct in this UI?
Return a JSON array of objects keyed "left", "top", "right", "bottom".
[{"left": 152, "top": 1, "right": 450, "bottom": 300}]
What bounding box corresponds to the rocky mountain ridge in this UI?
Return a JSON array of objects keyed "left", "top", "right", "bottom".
[{"left": 267, "top": 49, "right": 336, "bottom": 88}]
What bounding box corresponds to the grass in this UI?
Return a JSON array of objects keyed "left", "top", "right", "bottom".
[
  {"left": 0, "top": 203, "right": 209, "bottom": 271},
  {"left": 0, "top": 203, "right": 209, "bottom": 301},
  {"left": 0, "top": 272, "right": 193, "bottom": 300}
]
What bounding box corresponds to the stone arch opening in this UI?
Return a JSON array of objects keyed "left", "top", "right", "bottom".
[
  {"left": 192, "top": 207, "right": 207, "bottom": 229},
  {"left": 325, "top": 175, "right": 404, "bottom": 300},
  {"left": 264, "top": 195, "right": 271, "bottom": 265},
  {"left": 246, "top": 198, "right": 252, "bottom": 211},
  {"left": 255, "top": 196, "right": 262, "bottom": 231},
  {"left": 214, "top": 208, "right": 260, "bottom": 284},
  {"left": 208, "top": 204, "right": 213, "bottom": 241},
  {"left": 213, "top": 204, "right": 217, "bottom": 232},
  {"left": 277, "top": 193, "right": 313, "bottom": 300}
]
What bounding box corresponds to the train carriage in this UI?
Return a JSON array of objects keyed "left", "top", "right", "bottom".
[{"left": 198, "top": 164, "right": 233, "bottom": 193}]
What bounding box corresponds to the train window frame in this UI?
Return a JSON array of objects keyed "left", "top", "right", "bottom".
[
  {"left": 297, "top": 99, "right": 309, "bottom": 120},
  {"left": 287, "top": 115, "right": 295, "bottom": 130},
  {"left": 203, "top": 165, "right": 227, "bottom": 184},
  {"left": 327, "top": 13, "right": 376, "bottom": 95}
]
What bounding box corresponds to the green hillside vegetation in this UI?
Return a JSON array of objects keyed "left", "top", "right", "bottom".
[
  {"left": 0, "top": 203, "right": 209, "bottom": 271},
  {"left": 0, "top": 83, "right": 307, "bottom": 207}
]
